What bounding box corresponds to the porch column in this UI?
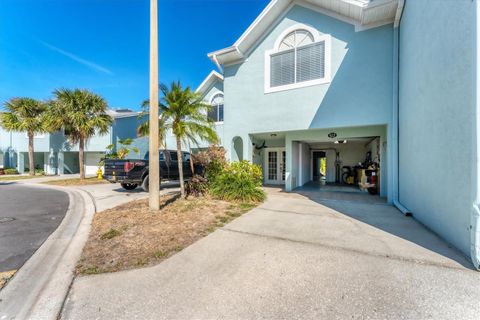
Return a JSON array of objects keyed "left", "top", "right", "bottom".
[
  {"left": 285, "top": 137, "right": 293, "bottom": 192},
  {"left": 245, "top": 135, "right": 253, "bottom": 163},
  {"left": 44, "top": 152, "right": 48, "bottom": 174},
  {"left": 58, "top": 151, "right": 64, "bottom": 175},
  {"left": 17, "top": 152, "right": 24, "bottom": 174}
]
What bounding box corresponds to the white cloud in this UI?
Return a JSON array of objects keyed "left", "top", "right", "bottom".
[{"left": 39, "top": 40, "right": 114, "bottom": 75}]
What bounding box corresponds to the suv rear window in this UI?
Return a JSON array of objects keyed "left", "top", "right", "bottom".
[{"left": 169, "top": 152, "right": 178, "bottom": 161}]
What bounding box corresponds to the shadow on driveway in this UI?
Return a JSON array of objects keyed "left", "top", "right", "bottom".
[{"left": 291, "top": 188, "right": 474, "bottom": 270}]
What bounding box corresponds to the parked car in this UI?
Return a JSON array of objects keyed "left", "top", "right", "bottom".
[{"left": 103, "top": 150, "right": 201, "bottom": 191}]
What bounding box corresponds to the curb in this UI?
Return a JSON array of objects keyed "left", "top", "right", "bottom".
[{"left": 0, "top": 184, "right": 95, "bottom": 320}]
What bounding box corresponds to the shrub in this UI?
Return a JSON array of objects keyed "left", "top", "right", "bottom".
[
  {"left": 193, "top": 146, "right": 226, "bottom": 177},
  {"left": 185, "top": 174, "right": 209, "bottom": 198},
  {"left": 4, "top": 168, "right": 18, "bottom": 175},
  {"left": 209, "top": 160, "right": 266, "bottom": 203},
  {"left": 24, "top": 168, "right": 45, "bottom": 175}
]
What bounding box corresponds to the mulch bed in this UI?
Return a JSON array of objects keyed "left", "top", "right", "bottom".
[{"left": 76, "top": 195, "right": 256, "bottom": 275}]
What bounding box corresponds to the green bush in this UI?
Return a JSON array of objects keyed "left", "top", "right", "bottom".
[
  {"left": 209, "top": 160, "right": 266, "bottom": 203},
  {"left": 4, "top": 168, "right": 19, "bottom": 175},
  {"left": 205, "top": 159, "right": 225, "bottom": 183},
  {"left": 24, "top": 168, "right": 45, "bottom": 175}
]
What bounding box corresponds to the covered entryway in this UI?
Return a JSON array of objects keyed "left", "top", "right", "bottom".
[{"left": 251, "top": 125, "right": 389, "bottom": 202}]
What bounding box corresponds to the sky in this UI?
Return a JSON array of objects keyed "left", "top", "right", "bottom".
[{"left": 0, "top": 0, "right": 269, "bottom": 110}]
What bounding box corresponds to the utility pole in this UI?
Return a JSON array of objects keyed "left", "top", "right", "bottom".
[{"left": 149, "top": 0, "right": 160, "bottom": 211}]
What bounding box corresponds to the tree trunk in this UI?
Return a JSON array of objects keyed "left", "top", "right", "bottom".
[
  {"left": 176, "top": 136, "right": 185, "bottom": 197},
  {"left": 79, "top": 137, "right": 85, "bottom": 180},
  {"left": 189, "top": 144, "right": 194, "bottom": 175},
  {"left": 28, "top": 132, "right": 35, "bottom": 176}
]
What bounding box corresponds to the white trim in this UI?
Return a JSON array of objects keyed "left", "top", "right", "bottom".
[
  {"left": 195, "top": 70, "right": 224, "bottom": 93},
  {"left": 208, "top": 0, "right": 399, "bottom": 66},
  {"left": 209, "top": 93, "right": 224, "bottom": 123},
  {"left": 210, "top": 93, "right": 224, "bottom": 104},
  {"left": 295, "top": 0, "right": 362, "bottom": 29},
  {"left": 264, "top": 32, "right": 331, "bottom": 94},
  {"left": 393, "top": 0, "right": 405, "bottom": 28},
  {"left": 272, "top": 23, "right": 322, "bottom": 50},
  {"left": 233, "top": 0, "right": 280, "bottom": 48}
]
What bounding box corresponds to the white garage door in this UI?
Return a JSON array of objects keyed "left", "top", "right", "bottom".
[{"left": 85, "top": 152, "right": 104, "bottom": 175}]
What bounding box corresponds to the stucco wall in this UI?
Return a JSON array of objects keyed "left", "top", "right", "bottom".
[
  {"left": 398, "top": 0, "right": 475, "bottom": 255},
  {"left": 223, "top": 4, "right": 394, "bottom": 162}
]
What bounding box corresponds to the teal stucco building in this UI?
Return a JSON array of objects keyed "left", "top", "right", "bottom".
[{"left": 197, "top": 0, "right": 480, "bottom": 269}]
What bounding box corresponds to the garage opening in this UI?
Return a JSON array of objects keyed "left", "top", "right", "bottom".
[{"left": 295, "top": 136, "right": 385, "bottom": 201}]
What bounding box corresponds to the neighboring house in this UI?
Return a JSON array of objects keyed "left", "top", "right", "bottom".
[
  {"left": 197, "top": 0, "right": 480, "bottom": 269},
  {"left": 0, "top": 109, "right": 143, "bottom": 175}
]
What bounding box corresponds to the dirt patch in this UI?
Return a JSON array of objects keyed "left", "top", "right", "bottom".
[
  {"left": 42, "top": 177, "right": 107, "bottom": 186},
  {"left": 76, "top": 195, "right": 257, "bottom": 275}
]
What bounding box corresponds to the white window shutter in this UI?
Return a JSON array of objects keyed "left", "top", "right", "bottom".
[
  {"left": 270, "top": 49, "right": 295, "bottom": 87},
  {"left": 296, "top": 41, "right": 325, "bottom": 83}
]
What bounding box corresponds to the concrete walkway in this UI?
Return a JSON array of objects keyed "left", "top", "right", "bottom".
[{"left": 62, "top": 189, "right": 480, "bottom": 320}]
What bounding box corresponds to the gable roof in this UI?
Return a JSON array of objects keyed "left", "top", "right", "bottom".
[
  {"left": 196, "top": 70, "right": 224, "bottom": 94},
  {"left": 208, "top": 0, "right": 403, "bottom": 67}
]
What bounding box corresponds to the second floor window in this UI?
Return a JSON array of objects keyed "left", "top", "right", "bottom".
[
  {"left": 208, "top": 93, "right": 224, "bottom": 123},
  {"left": 265, "top": 25, "right": 331, "bottom": 93}
]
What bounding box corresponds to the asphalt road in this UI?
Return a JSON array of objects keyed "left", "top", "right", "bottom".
[{"left": 0, "top": 183, "right": 69, "bottom": 272}]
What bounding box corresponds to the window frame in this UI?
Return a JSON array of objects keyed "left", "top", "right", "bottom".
[
  {"left": 208, "top": 93, "right": 224, "bottom": 124},
  {"left": 264, "top": 24, "right": 331, "bottom": 94}
]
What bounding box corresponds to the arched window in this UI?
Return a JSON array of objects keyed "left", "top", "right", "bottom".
[
  {"left": 265, "top": 24, "right": 331, "bottom": 93},
  {"left": 208, "top": 93, "right": 224, "bottom": 123}
]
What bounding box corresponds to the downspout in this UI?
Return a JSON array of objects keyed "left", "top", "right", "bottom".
[
  {"left": 392, "top": 0, "right": 411, "bottom": 215},
  {"left": 212, "top": 54, "right": 223, "bottom": 74},
  {"left": 471, "top": 0, "right": 480, "bottom": 270}
]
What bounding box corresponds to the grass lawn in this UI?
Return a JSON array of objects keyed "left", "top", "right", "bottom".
[
  {"left": 42, "top": 177, "right": 108, "bottom": 186},
  {"left": 76, "top": 195, "right": 258, "bottom": 275},
  {"left": 0, "top": 175, "right": 44, "bottom": 181}
]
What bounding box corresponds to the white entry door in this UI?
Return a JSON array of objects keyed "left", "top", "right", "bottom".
[{"left": 264, "top": 148, "right": 286, "bottom": 185}]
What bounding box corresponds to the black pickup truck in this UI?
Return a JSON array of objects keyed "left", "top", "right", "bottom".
[{"left": 103, "top": 150, "right": 200, "bottom": 191}]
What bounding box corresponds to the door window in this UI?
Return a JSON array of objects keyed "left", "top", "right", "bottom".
[{"left": 268, "top": 151, "right": 278, "bottom": 180}]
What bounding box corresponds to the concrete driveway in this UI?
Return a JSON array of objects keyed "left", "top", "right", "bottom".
[
  {"left": 62, "top": 188, "right": 480, "bottom": 320},
  {"left": 0, "top": 183, "right": 69, "bottom": 273},
  {"left": 75, "top": 181, "right": 181, "bottom": 212}
]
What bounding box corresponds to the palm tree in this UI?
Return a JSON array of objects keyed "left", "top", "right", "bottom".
[
  {"left": 137, "top": 102, "right": 169, "bottom": 150},
  {"left": 48, "top": 89, "right": 113, "bottom": 179},
  {"left": 0, "top": 98, "right": 47, "bottom": 176},
  {"left": 159, "top": 81, "right": 219, "bottom": 197}
]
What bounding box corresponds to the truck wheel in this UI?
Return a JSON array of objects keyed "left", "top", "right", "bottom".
[
  {"left": 141, "top": 175, "right": 161, "bottom": 192},
  {"left": 142, "top": 175, "right": 149, "bottom": 192},
  {"left": 121, "top": 183, "right": 138, "bottom": 190}
]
